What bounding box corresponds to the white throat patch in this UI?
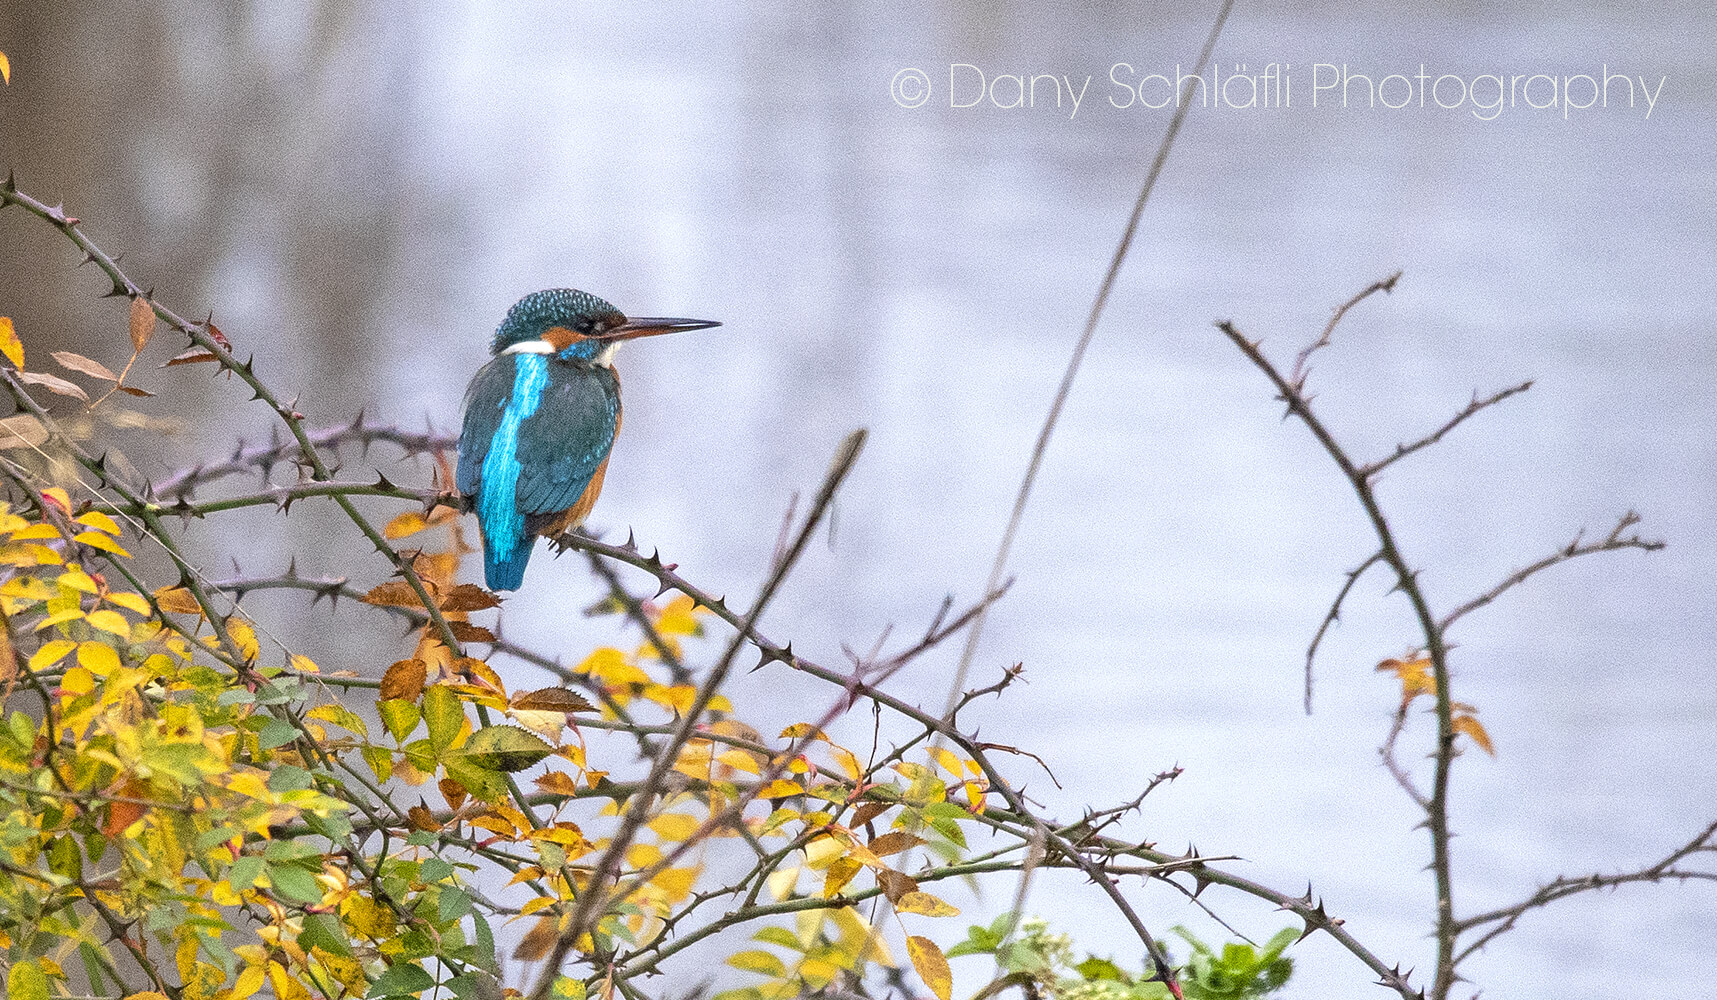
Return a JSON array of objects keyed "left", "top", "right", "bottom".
[{"left": 502, "top": 340, "right": 554, "bottom": 355}]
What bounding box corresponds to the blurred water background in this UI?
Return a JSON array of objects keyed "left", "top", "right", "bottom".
[{"left": 2, "top": 2, "right": 1713, "bottom": 997}]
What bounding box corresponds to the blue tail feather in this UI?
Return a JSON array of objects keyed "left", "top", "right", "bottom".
[{"left": 485, "top": 533, "right": 534, "bottom": 591}]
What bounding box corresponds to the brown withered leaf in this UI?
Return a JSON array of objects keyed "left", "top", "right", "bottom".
[
  {"left": 162, "top": 347, "right": 219, "bottom": 367},
  {"left": 439, "top": 583, "right": 502, "bottom": 613},
  {"left": 513, "top": 916, "right": 559, "bottom": 961},
  {"left": 17, "top": 371, "right": 89, "bottom": 402},
  {"left": 362, "top": 581, "right": 429, "bottom": 609},
  {"left": 439, "top": 777, "right": 468, "bottom": 811},
  {"left": 129, "top": 295, "right": 156, "bottom": 352},
  {"left": 849, "top": 800, "right": 892, "bottom": 830},
  {"left": 206, "top": 321, "right": 232, "bottom": 351},
  {"left": 51, "top": 350, "right": 119, "bottom": 382},
  {"left": 512, "top": 687, "right": 597, "bottom": 714},
  {"left": 153, "top": 585, "right": 205, "bottom": 615},
  {"left": 379, "top": 659, "right": 428, "bottom": 703},
  {"left": 533, "top": 771, "right": 580, "bottom": 797},
  {"left": 873, "top": 867, "right": 920, "bottom": 905},
  {"left": 448, "top": 621, "right": 497, "bottom": 644},
  {"left": 406, "top": 801, "right": 442, "bottom": 832},
  {"left": 117, "top": 385, "right": 155, "bottom": 398},
  {"left": 867, "top": 831, "right": 926, "bottom": 858}
]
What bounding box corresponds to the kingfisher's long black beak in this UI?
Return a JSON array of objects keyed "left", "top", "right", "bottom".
[{"left": 599, "top": 316, "right": 721, "bottom": 341}]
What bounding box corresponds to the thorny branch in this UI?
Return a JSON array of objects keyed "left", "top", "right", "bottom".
[{"left": 1219, "top": 273, "right": 1688, "bottom": 1000}]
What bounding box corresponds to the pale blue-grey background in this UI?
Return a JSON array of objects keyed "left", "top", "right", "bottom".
[{"left": 1, "top": 3, "right": 1712, "bottom": 997}]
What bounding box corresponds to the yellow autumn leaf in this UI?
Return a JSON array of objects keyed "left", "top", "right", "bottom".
[
  {"left": 647, "top": 812, "right": 702, "bottom": 841},
  {"left": 0, "top": 317, "right": 21, "bottom": 368},
  {"left": 383, "top": 510, "right": 429, "bottom": 539},
  {"left": 74, "top": 530, "right": 131, "bottom": 558},
  {"left": 1454, "top": 713, "right": 1496, "bottom": 756},
  {"left": 84, "top": 609, "right": 131, "bottom": 636},
  {"left": 822, "top": 856, "right": 862, "bottom": 897},
  {"left": 654, "top": 594, "right": 703, "bottom": 635},
  {"left": 895, "top": 890, "right": 960, "bottom": 917},
  {"left": 154, "top": 585, "right": 205, "bottom": 614},
  {"left": 907, "top": 936, "right": 952, "bottom": 1000},
  {"left": 652, "top": 865, "right": 699, "bottom": 903},
  {"left": 105, "top": 591, "right": 152, "bottom": 615},
  {"left": 75, "top": 510, "right": 122, "bottom": 535},
  {"left": 76, "top": 640, "right": 122, "bottom": 675},
  {"left": 29, "top": 639, "right": 76, "bottom": 671},
  {"left": 225, "top": 617, "right": 261, "bottom": 661}
]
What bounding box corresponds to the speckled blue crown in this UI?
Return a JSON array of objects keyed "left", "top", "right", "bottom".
[{"left": 490, "top": 289, "right": 624, "bottom": 354}]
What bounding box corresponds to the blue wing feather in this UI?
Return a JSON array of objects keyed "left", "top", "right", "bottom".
[{"left": 456, "top": 354, "right": 619, "bottom": 590}]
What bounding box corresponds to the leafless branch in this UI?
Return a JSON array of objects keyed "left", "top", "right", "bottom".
[
  {"left": 1453, "top": 818, "right": 1717, "bottom": 963},
  {"left": 1361, "top": 381, "right": 1534, "bottom": 478},
  {"left": 1438, "top": 510, "right": 1664, "bottom": 633},
  {"left": 1288, "top": 270, "right": 1402, "bottom": 390},
  {"left": 1305, "top": 551, "right": 1384, "bottom": 714}
]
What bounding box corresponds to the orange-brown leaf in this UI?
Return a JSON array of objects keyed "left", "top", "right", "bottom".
[
  {"left": 867, "top": 831, "right": 925, "bottom": 858},
  {"left": 162, "top": 348, "right": 219, "bottom": 367},
  {"left": 533, "top": 771, "right": 580, "bottom": 797},
  {"left": 153, "top": 585, "right": 205, "bottom": 615},
  {"left": 362, "top": 581, "right": 428, "bottom": 609},
  {"left": 449, "top": 621, "right": 497, "bottom": 644},
  {"left": 406, "top": 802, "right": 442, "bottom": 832},
  {"left": 513, "top": 916, "right": 560, "bottom": 961},
  {"left": 129, "top": 296, "right": 156, "bottom": 352},
  {"left": 1453, "top": 713, "right": 1496, "bottom": 756},
  {"left": 379, "top": 659, "right": 428, "bottom": 703},
  {"left": 874, "top": 867, "right": 919, "bottom": 904},
  {"left": 439, "top": 777, "right": 468, "bottom": 811},
  {"left": 439, "top": 584, "right": 502, "bottom": 612}
]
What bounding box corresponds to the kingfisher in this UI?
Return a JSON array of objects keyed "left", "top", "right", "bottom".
[{"left": 456, "top": 289, "right": 719, "bottom": 591}]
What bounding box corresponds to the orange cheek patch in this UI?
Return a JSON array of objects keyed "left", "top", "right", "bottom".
[{"left": 542, "top": 326, "right": 589, "bottom": 352}]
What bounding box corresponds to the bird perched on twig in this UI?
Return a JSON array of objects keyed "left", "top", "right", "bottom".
[{"left": 457, "top": 289, "right": 718, "bottom": 590}]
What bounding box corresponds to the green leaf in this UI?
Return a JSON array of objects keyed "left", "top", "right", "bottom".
[
  {"left": 726, "top": 950, "right": 788, "bottom": 977},
  {"left": 367, "top": 961, "right": 435, "bottom": 998},
  {"left": 1076, "top": 957, "right": 1127, "bottom": 982},
  {"left": 454, "top": 724, "right": 554, "bottom": 772},
  {"left": 299, "top": 911, "right": 355, "bottom": 958},
  {"left": 227, "top": 855, "right": 263, "bottom": 891},
  {"left": 268, "top": 763, "right": 314, "bottom": 792},
  {"left": 752, "top": 926, "right": 806, "bottom": 952},
  {"left": 7, "top": 958, "right": 49, "bottom": 1000},
  {"left": 438, "top": 886, "right": 473, "bottom": 923},
  {"left": 440, "top": 760, "right": 512, "bottom": 805},
  {"left": 363, "top": 745, "right": 395, "bottom": 783},
  {"left": 419, "top": 857, "right": 454, "bottom": 882},
  {"left": 255, "top": 717, "right": 299, "bottom": 750},
  {"left": 379, "top": 699, "right": 421, "bottom": 743},
  {"left": 266, "top": 862, "right": 323, "bottom": 904},
  {"left": 548, "top": 976, "right": 587, "bottom": 1000},
  {"left": 422, "top": 685, "right": 464, "bottom": 755}
]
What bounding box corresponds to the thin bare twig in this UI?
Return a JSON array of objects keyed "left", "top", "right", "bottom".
[
  {"left": 1288, "top": 270, "right": 1401, "bottom": 390},
  {"left": 1304, "top": 551, "right": 1384, "bottom": 714},
  {"left": 1453, "top": 818, "right": 1717, "bottom": 963},
  {"left": 1360, "top": 381, "right": 1534, "bottom": 478},
  {"left": 1438, "top": 510, "right": 1664, "bottom": 633}
]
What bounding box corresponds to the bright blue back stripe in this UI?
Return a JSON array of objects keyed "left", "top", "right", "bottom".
[{"left": 478, "top": 355, "right": 551, "bottom": 567}]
